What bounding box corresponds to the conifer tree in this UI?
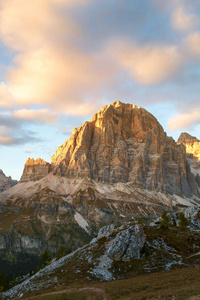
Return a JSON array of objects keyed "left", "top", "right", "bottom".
[
  {"left": 39, "top": 249, "right": 52, "bottom": 268},
  {"left": 178, "top": 212, "right": 189, "bottom": 230},
  {"left": 160, "top": 210, "right": 171, "bottom": 229},
  {"left": 56, "top": 245, "right": 72, "bottom": 260}
]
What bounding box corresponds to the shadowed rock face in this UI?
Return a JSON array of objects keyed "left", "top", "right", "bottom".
[
  {"left": 20, "top": 158, "right": 51, "bottom": 182},
  {"left": 0, "top": 170, "right": 17, "bottom": 192},
  {"left": 51, "top": 101, "right": 198, "bottom": 197}
]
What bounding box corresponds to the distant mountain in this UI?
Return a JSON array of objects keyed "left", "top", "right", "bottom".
[
  {"left": 177, "top": 132, "right": 200, "bottom": 161},
  {"left": 0, "top": 169, "right": 17, "bottom": 192},
  {"left": 177, "top": 132, "right": 200, "bottom": 180}
]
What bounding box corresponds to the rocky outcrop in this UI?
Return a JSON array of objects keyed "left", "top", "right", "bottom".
[
  {"left": 20, "top": 158, "right": 51, "bottom": 182},
  {"left": 0, "top": 170, "right": 17, "bottom": 192},
  {"left": 107, "top": 224, "right": 145, "bottom": 261},
  {"left": 51, "top": 101, "right": 199, "bottom": 197},
  {"left": 177, "top": 132, "right": 200, "bottom": 160},
  {"left": 97, "top": 224, "right": 116, "bottom": 239}
]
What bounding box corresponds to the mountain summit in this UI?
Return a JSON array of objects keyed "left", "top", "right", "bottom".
[{"left": 21, "top": 101, "right": 199, "bottom": 197}]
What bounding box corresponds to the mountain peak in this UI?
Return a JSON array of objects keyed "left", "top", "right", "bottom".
[
  {"left": 177, "top": 132, "right": 200, "bottom": 161},
  {"left": 20, "top": 158, "right": 51, "bottom": 182},
  {"left": 177, "top": 132, "right": 200, "bottom": 144}
]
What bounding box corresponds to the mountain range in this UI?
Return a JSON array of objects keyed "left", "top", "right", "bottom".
[{"left": 1, "top": 101, "right": 200, "bottom": 299}]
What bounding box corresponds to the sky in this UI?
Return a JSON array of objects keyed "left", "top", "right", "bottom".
[{"left": 0, "top": 0, "right": 200, "bottom": 180}]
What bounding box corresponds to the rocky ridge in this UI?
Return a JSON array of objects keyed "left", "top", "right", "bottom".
[
  {"left": 21, "top": 101, "right": 200, "bottom": 198},
  {"left": 0, "top": 170, "right": 17, "bottom": 192},
  {"left": 1, "top": 173, "right": 196, "bottom": 255}
]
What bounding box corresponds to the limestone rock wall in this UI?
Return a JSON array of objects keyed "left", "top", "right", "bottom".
[
  {"left": 51, "top": 101, "right": 199, "bottom": 197},
  {"left": 20, "top": 158, "right": 51, "bottom": 182},
  {"left": 177, "top": 132, "right": 200, "bottom": 161}
]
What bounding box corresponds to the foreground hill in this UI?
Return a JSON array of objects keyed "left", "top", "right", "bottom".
[{"left": 3, "top": 217, "right": 200, "bottom": 299}]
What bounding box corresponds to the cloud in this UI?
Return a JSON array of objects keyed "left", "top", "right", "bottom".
[
  {"left": 168, "top": 109, "right": 200, "bottom": 130},
  {"left": 110, "top": 43, "right": 182, "bottom": 85},
  {"left": 7, "top": 47, "right": 106, "bottom": 113},
  {"left": 13, "top": 109, "right": 57, "bottom": 125},
  {"left": 0, "top": 0, "right": 102, "bottom": 115},
  {"left": 171, "top": 6, "right": 198, "bottom": 32},
  {"left": 185, "top": 32, "right": 200, "bottom": 55},
  {"left": 0, "top": 0, "right": 90, "bottom": 51},
  {"left": 0, "top": 114, "right": 41, "bottom": 146},
  {"left": 0, "top": 0, "right": 200, "bottom": 121},
  {"left": 25, "top": 149, "right": 35, "bottom": 154},
  {"left": 0, "top": 82, "right": 15, "bottom": 108}
]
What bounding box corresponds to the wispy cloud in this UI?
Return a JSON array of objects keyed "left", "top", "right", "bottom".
[
  {"left": 0, "top": 114, "right": 41, "bottom": 146},
  {"left": 110, "top": 42, "right": 182, "bottom": 85},
  {"left": 0, "top": 82, "right": 15, "bottom": 108},
  {"left": 13, "top": 109, "right": 57, "bottom": 125},
  {"left": 185, "top": 32, "right": 200, "bottom": 55},
  {"left": 168, "top": 109, "right": 200, "bottom": 130},
  {"left": 171, "top": 5, "right": 198, "bottom": 32}
]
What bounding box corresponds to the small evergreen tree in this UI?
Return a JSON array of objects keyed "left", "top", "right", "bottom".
[
  {"left": 160, "top": 210, "right": 171, "bottom": 229},
  {"left": 56, "top": 245, "right": 72, "bottom": 260},
  {"left": 178, "top": 212, "right": 189, "bottom": 230},
  {"left": 137, "top": 217, "right": 143, "bottom": 225},
  {"left": 39, "top": 249, "right": 52, "bottom": 268}
]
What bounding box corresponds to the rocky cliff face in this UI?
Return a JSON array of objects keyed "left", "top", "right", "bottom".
[
  {"left": 177, "top": 132, "right": 200, "bottom": 160},
  {"left": 51, "top": 101, "right": 198, "bottom": 197},
  {"left": 0, "top": 170, "right": 17, "bottom": 192},
  {"left": 20, "top": 158, "right": 51, "bottom": 182},
  {"left": 177, "top": 132, "right": 200, "bottom": 183}
]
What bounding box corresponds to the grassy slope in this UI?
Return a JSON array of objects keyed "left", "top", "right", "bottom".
[
  {"left": 22, "top": 266, "right": 200, "bottom": 300},
  {"left": 19, "top": 226, "right": 200, "bottom": 300}
]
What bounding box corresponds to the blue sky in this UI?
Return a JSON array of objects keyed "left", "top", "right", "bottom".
[{"left": 0, "top": 0, "right": 200, "bottom": 180}]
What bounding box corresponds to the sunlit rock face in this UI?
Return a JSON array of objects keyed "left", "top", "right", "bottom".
[
  {"left": 177, "top": 133, "right": 200, "bottom": 187},
  {"left": 177, "top": 132, "right": 200, "bottom": 161},
  {"left": 0, "top": 170, "right": 17, "bottom": 192},
  {"left": 51, "top": 101, "right": 198, "bottom": 197},
  {"left": 20, "top": 158, "right": 51, "bottom": 182}
]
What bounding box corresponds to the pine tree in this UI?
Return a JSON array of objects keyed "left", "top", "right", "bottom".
[
  {"left": 178, "top": 212, "right": 189, "bottom": 230},
  {"left": 39, "top": 249, "right": 52, "bottom": 268},
  {"left": 56, "top": 245, "right": 72, "bottom": 260},
  {"left": 160, "top": 210, "right": 171, "bottom": 229},
  {"left": 137, "top": 217, "right": 143, "bottom": 225}
]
